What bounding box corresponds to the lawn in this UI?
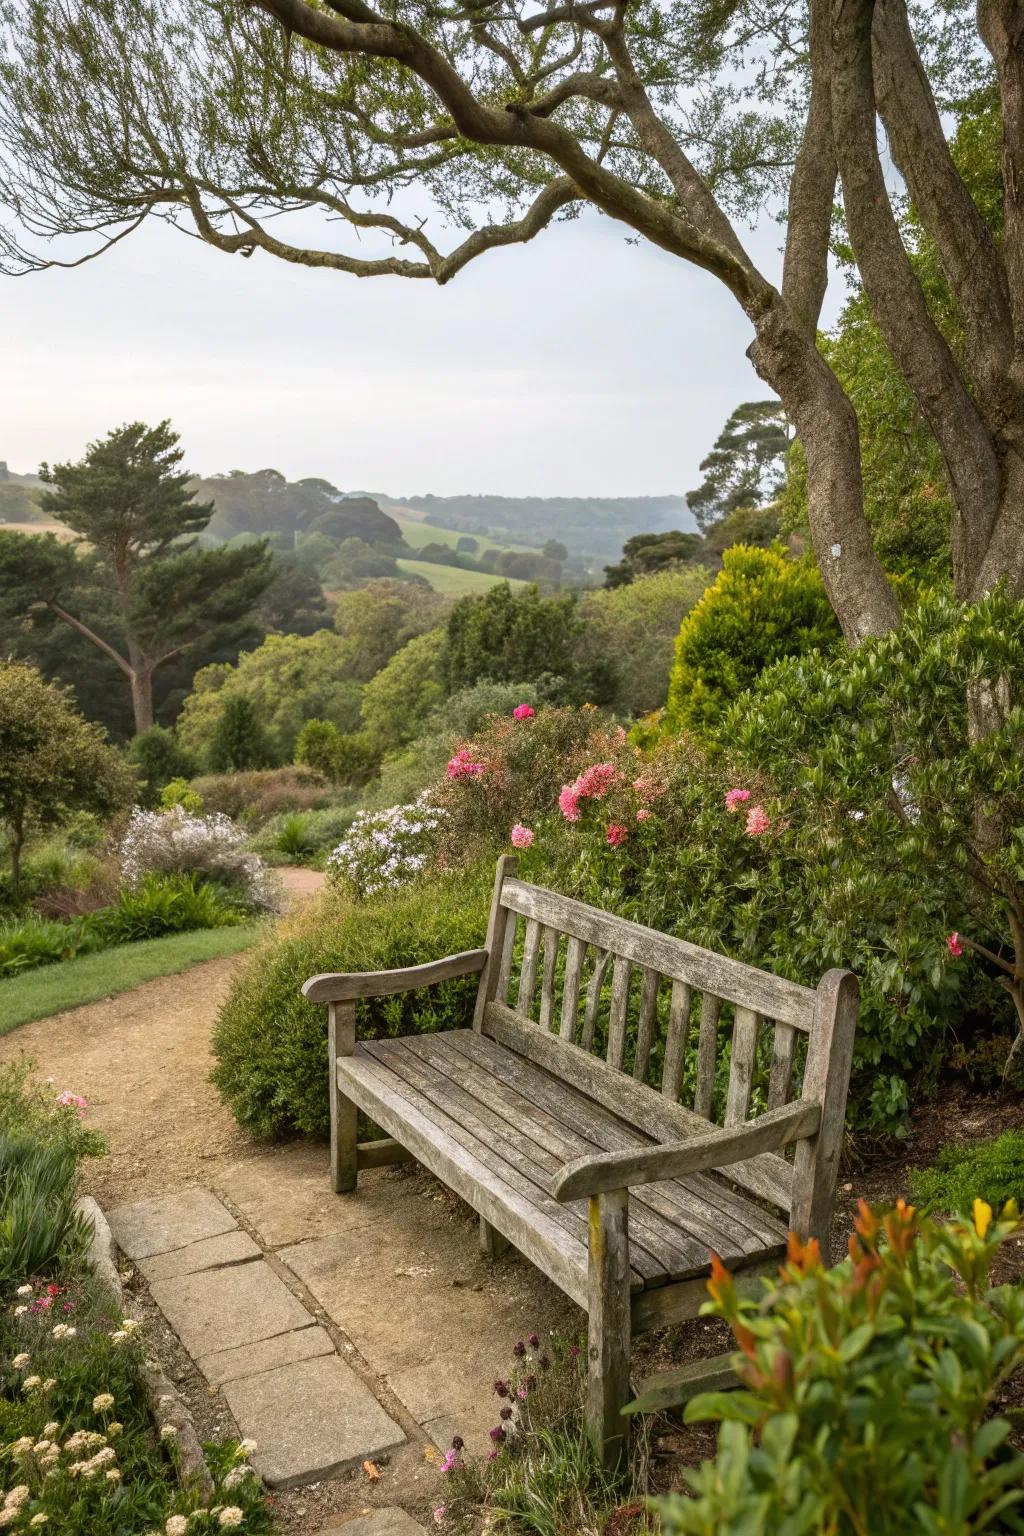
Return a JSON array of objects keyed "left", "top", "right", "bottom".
[
  {"left": 0, "top": 922, "right": 264, "bottom": 1033},
  {"left": 395, "top": 557, "right": 527, "bottom": 595},
  {"left": 389, "top": 509, "right": 541, "bottom": 556}
]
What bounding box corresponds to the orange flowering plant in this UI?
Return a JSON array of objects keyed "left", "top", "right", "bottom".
[{"left": 653, "top": 1200, "right": 1024, "bottom": 1535}]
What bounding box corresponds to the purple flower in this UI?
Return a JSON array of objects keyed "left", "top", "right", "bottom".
[
  {"left": 500, "top": 1406, "right": 513, "bottom": 1421},
  {"left": 451, "top": 1436, "right": 464, "bottom": 1451},
  {"left": 528, "top": 1333, "right": 540, "bottom": 1349},
  {"left": 489, "top": 1426, "right": 506, "bottom": 1444},
  {"left": 494, "top": 1379, "right": 510, "bottom": 1398},
  {"left": 539, "top": 1355, "right": 551, "bottom": 1371},
  {"left": 513, "top": 1341, "right": 526, "bottom": 1358}
]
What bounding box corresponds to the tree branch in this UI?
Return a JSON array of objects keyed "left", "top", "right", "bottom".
[
  {"left": 45, "top": 601, "right": 133, "bottom": 676},
  {"left": 781, "top": 0, "right": 836, "bottom": 336}
]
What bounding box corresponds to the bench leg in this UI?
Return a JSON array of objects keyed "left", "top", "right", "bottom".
[
  {"left": 329, "top": 1002, "right": 358, "bottom": 1194},
  {"left": 479, "top": 1216, "right": 510, "bottom": 1259},
  {"left": 586, "top": 1188, "right": 631, "bottom": 1471}
]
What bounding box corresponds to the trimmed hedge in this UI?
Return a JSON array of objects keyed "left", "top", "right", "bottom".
[{"left": 210, "top": 865, "right": 494, "bottom": 1140}]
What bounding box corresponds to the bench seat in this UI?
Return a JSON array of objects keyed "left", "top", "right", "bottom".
[{"left": 337, "top": 1028, "right": 789, "bottom": 1311}]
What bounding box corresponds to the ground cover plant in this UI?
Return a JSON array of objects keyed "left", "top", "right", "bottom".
[
  {"left": 911, "top": 1131, "right": 1024, "bottom": 1215},
  {"left": 0, "top": 1063, "right": 277, "bottom": 1533}
]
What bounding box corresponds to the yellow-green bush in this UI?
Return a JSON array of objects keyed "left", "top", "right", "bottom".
[{"left": 664, "top": 544, "right": 839, "bottom": 735}]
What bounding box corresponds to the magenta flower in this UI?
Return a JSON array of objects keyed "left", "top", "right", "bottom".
[
  {"left": 489, "top": 1426, "right": 507, "bottom": 1444},
  {"left": 447, "top": 748, "right": 485, "bottom": 781},
  {"left": 56, "top": 1091, "right": 88, "bottom": 1118},
  {"left": 947, "top": 932, "right": 964, "bottom": 958},
  {"left": 745, "top": 804, "right": 771, "bottom": 837},
  {"left": 440, "top": 1448, "right": 462, "bottom": 1473},
  {"left": 558, "top": 784, "right": 582, "bottom": 821},
  {"left": 725, "top": 788, "right": 751, "bottom": 813},
  {"left": 510, "top": 824, "right": 535, "bottom": 849},
  {"left": 527, "top": 1334, "right": 540, "bottom": 1350},
  {"left": 606, "top": 823, "right": 628, "bottom": 848},
  {"left": 512, "top": 704, "right": 535, "bottom": 720},
  {"left": 576, "top": 762, "right": 618, "bottom": 800}
]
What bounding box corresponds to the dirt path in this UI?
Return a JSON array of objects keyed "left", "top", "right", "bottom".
[{"left": 0, "top": 866, "right": 325, "bottom": 1209}]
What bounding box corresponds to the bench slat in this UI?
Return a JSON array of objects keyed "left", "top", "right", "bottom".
[
  {"left": 581, "top": 948, "right": 611, "bottom": 1051},
  {"left": 500, "top": 880, "right": 816, "bottom": 1030},
  {"left": 538, "top": 927, "right": 559, "bottom": 1031},
  {"left": 485, "top": 1002, "right": 793, "bottom": 1210},
  {"left": 559, "top": 936, "right": 586, "bottom": 1041},
  {"left": 693, "top": 993, "right": 722, "bottom": 1120},
  {"left": 726, "top": 1007, "right": 761, "bottom": 1126},
  {"left": 661, "top": 979, "right": 691, "bottom": 1101},
  {"left": 633, "top": 967, "right": 660, "bottom": 1084},
  {"left": 517, "top": 919, "right": 542, "bottom": 1016},
  {"left": 768, "top": 1022, "right": 798, "bottom": 1109},
  {"left": 606, "top": 956, "right": 631, "bottom": 1071}
]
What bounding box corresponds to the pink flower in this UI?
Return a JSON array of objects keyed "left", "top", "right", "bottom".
[
  {"left": 947, "top": 932, "right": 964, "bottom": 958},
  {"left": 512, "top": 704, "right": 535, "bottom": 720},
  {"left": 576, "top": 762, "right": 618, "bottom": 800},
  {"left": 725, "top": 788, "right": 751, "bottom": 813},
  {"left": 440, "top": 1447, "right": 461, "bottom": 1473},
  {"left": 745, "top": 804, "right": 771, "bottom": 837},
  {"left": 636, "top": 809, "right": 651, "bottom": 822},
  {"left": 56, "top": 1092, "right": 88, "bottom": 1119},
  {"left": 446, "top": 748, "right": 484, "bottom": 781},
  {"left": 510, "top": 824, "right": 534, "bottom": 849},
  {"left": 433, "top": 1507, "right": 446, "bottom": 1526},
  {"left": 606, "top": 823, "right": 628, "bottom": 848},
  {"left": 558, "top": 784, "right": 582, "bottom": 821}
]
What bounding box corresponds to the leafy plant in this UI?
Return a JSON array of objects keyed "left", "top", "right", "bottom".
[
  {"left": 326, "top": 801, "right": 446, "bottom": 898},
  {"left": 158, "top": 776, "right": 204, "bottom": 814},
  {"left": 910, "top": 1131, "right": 1024, "bottom": 1214},
  {"left": 96, "top": 872, "right": 245, "bottom": 944},
  {"left": 652, "top": 1201, "right": 1024, "bottom": 1535},
  {"left": 0, "top": 914, "right": 102, "bottom": 978},
  {"left": 273, "top": 812, "right": 318, "bottom": 860},
  {"left": 128, "top": 724, "right": 198, "bottom": 804},
  {"left": 0, "top": 1133, "right": 90, "bottom": 1289},
  {"left": 117, "top": 805, "right": 279, "bottom": 910}
]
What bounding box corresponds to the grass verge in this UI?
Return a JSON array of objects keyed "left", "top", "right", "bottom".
[
  {"left": 394, "top": 557, "right": 527, "bottom": 595},
  {"left": 0, "top": 922, "right": 265, "bottom": 1034}
]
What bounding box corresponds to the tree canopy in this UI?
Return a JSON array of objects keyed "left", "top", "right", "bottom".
[{"left": 687, "top": 401, "right": 790, "bottom": 532}]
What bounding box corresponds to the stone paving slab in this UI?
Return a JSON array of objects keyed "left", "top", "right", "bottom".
[
  {"left": 108, "top": 1187, "right": 237, "bottom": 1259},
  {"left": 149, "top": 1259, "right": 311, "bottom": 1358},
  {"left": 222, "top": 1355, "right": 405, "bottom": 1488},
  {"left": 198, "top": 1323, "right": 335, "bottom": 1387},
  {"left": 139, "top": 1230, "right": 260, "bottom": 1282},
  {"left": 317, "top": 1510, "right": 426, "bottom": 1535}
]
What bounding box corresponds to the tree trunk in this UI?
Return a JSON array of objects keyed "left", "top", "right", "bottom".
[
  {"left": 129, "top": 668, "right": 154, "bottom": 734},
  {"left": 9, "top": 812, "right": 24, "bottom": 890}
]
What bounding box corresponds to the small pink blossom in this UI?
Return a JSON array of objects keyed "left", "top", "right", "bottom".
[
  {"left": 510, "top": 824, "right": 534, "bottom": 850},
  {"left": 725, "top": 788, "right": 751, "bottom": 813},
  {"left": 947, "top": 932, "right": 964, "bottom": 958},
  {"left": 56, "top": 1091, "right": 88, "bottom": 1119},
  {"left": 558, "top": 784, "right": 582, "bottom": 821},
  {"left": 636, "top": 808, "right": 651, "bottom": 822},
  {"left": 512, "top": 704, "right": 535, "bottom": 720},
  {"left": 745, "top": 804, "right": 771, "bottom": 837},
  {"left": 606, "top": 823, "right": 628, "bottom": 848},
  {"left": 446, "top": 748, "right": 485, "bottom": 781},
  {"left": 576, "top": 762, "right": 618, "bottom": 800},
  {"left": 433, "top": 1507, "right": 446, "bottom": 1526}
]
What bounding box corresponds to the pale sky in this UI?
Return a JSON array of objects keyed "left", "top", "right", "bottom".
[{"left": 1, "top": 206, "right": 838, "bottom": 499}]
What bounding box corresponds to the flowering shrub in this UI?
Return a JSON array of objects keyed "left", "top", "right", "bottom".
[
  {"left": 653, "top": 1199, "right": 1024, "bottom": 1535},
  {"left": 117, "top": 807, "right": 278, "bottom": 911},
  {"left": 326, "top": 801, "right": 446, "bottom": 898}
]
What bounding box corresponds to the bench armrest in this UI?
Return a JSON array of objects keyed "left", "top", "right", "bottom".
[
  {"left": 303, "top": 948, "right": 488, "bottom": 1004},
  {"left": 551, "top": 1099, "right": 822, "bottom": 1202}
]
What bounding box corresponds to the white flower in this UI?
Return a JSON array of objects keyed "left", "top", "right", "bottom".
[
  {"left": 41, "top": 1378, "right": 56, "bottom": 1392},
  {"left": 15, "top": 1285, "right": 32, "bottom": 1297},
  {"left": 92, "top": 1392, "right": 115, "bottom": 1412},
  {"left": 111, "top": 1330, "right": 127, "bottom": 1344},
  {"left": 42, "top": 1423, "right": 58, "bottom": 1438},
  {"left": 21, "top": 1375, "right": 41, "bottom": 1391},
  {"left": 121, "top": 1317, "right": 141, "bottom": 1334},
  {"left": 51, "top": 1323, "right": 75, "bottom": 1340},
  {"left": 30, "top": 1516, "right": 49, "bottom": 1527},
  {"left": 107, "top": 1421, "right": 123, "bottom": 1437},
  {"left": 13, "top": 1306, "right": 26, "bottom": 1317},
  {"left": 12, "top": 1353, "right": 30, "bottom": 1369},
  {"left": 0, "top": 1510, "right": 19, "bottom": 1529},
  {"left": 160, "top": 1424, "right": 178, "bottom": 1439},
  {"left": 4, "top": 1486, "right": 29, "bottom": 1508},
  {"left": 236, "top": 1439, "right": 257, "bottom": 1457},
  {"left": 218, "top": 1510, "right": 245, "bottom": 1529},
  {"left": 106, "top": 1468, "right": 122, "bottom": 1481},
  {"left": 165, "top": 1517, "right": 189, "bottom": 1536},
  {"left": 223, "top": 1466, "right": 252, "bottom": 1490}
]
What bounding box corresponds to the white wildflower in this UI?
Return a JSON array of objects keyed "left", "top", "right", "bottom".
[
  {"left": 21, "top": 1376, "right": 40, "bottom": 1392},
  {"left": 218, "top": 1510, "right": 245, "bottom": 1529},
  {"left": 160, "top": 1424, "right": 178, "bottom": 1439},
  {"left": 11, "top": 1353, "right": 29, "bottom": 1369},
  {"left": 15, "top": 1286, "right": 32, "bottom": 1298},
  {"left": 165, "top": 1516, "right": 189, "bottom": 1536},
  {"left": 92, "top": 1392, "right": 115, "bottom": 1412}
]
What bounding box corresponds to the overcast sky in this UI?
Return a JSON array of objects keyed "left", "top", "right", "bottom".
[{"left": 2, "top": 206, "right": 839, "bottom": 499}]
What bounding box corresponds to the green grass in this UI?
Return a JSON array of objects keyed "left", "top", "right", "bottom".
[
  {"left": 390, "top": 511, "right": 540, "bottom": 556},
  {"left": 0, "top": 923, "right": 265, "bottom": 1033},
  {"left": 395, "top": 557, "right": 527, "bottom": 595}
]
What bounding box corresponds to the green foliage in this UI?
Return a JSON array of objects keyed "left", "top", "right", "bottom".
[
  {"left": 444, "top": 584, "right": 592, "bottom": 698},
  {"left": 0, "top": 1133, "right": 90, "bottom": 1290},
  {"left": 0, "top": 1060, "right": 104, "bottom": 1164},
  {"left": 0, "top": 662, "right": 136, "bottom": 886},
  {"left": 249, "top": 804, "right": 357, "bottom": 864},
  {"left": 360, "top": 628, "right": 448, "bottom": 749},
  {"left": 97, "top": 872, "right": 245, "bottom": 944},
  {"left": 128, "top": 725, "right": 197, "bottom": 804},
  {"left": 686, "top": 400, "right": 789, "bottom": 533},
  {"left": 332, "top": 580, "right": 451, "bottom": 682},
  {"left": 578, "top": 567, "right": 711, "bottom": 716},
  {"left": 664, "top": 545, "right": 840, "bottom": 735},
  {"left": 212, "top": 870, "right": 491, "bottom": 1139},
  {"left": 158, "top": 776, "right": 204, "bottom": 814},
  {"left": 653, "top": 1203, "right": 1024, "bottom": 1535},
  {"left": 603, "top": 530, "right": 703, "bottom": 587},
  {"left": 701, "top": 503, "right": 780, "bottom": 558},
  {"left": 0, "top": 914, "right": 103, "bottom": 978},
  {"left": 178, "top": 629, "right": 364, "bottom": 763},
  {"left": 188, "top": 766, "right": 334, "bottom": 823},
  {"left": 273, "top": 813, "right": 319, "bottom": 860},
  {"left": 207, "top": 694, "right": 277, "bottom": 772},
  {"left": 911, "top": 1131, "right": 1024, "bottom": 1214},
  {"left": 294, "top": 719, "right": 381, "bottom": 786}
]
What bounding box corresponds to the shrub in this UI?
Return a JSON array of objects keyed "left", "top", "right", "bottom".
[
  {"left": 326, "top": 801, "right": 447, "bottom": 899},
  {"left": 249, "top": 804, "right": 358, "bottom": 863},
  {"left": 96, "top": 872, "right": 246, "bottom": 944},
  {"left": 578, "top": 566, "right": 711, "bottom": 715},
  {"left": 0, "top": 1132, "right": 91, "bottom": 1289},
  {"left": 663, "top": 544, "right": 840, "bottom": 735},
  {"left": 294, "top": 719, "right": 381, "bottom": 786},
  {"left": 360, "top": 628, "right": 448, "bottom": 749},
  {"left": 427, "top": 680, "right": 540, "bottom": 738},
  {"left": 212, "top": 869, "right": 491, "bottom": 1139},
  {"left": 127, "top": 725, "right": 197, "bottom": 804},
  {"left": 652, "top": 1201, "right": 1024, "bottom": 1535},
  {"left": 158, "top": 776, "right": 204, "bottom": 814},
  {"left": 116, "top": 806, "right": 279, "bottom": 910},
  {"left": 0, "top": 914, "right": 103, "bottom": 978},
  {"left": 444, "top": 583, "right": 584, "bottom": 694},
  {"left": 189, "top": 765, "right": 333, "bottom": 822},
  {"left": 0, "top": 1062, "right": 104, "bottom": 1164},
  {"left": 910, "top": 1130, "right": 1024, "bottom": 1214},
  {"left": 207, "top": 694, "right": 277, "bottom": 772}
]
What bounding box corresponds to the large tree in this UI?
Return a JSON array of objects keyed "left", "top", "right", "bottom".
[
  {"left": 0, "top": 2, "right": 1021, "bottom": 649},
  {"left": 0, "top": 422, "right": 275, "bottom": 732},
  {"left": 687, "top": 401, "right": 790, "bottom": 532}
]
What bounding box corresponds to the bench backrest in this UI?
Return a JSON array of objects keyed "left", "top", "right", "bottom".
[{"left": 473, "top": 856, "right": 858, "bottom": 1234}]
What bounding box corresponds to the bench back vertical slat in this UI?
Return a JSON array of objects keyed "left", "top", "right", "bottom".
[
  {"left": 517, "top": 918, "right": 542, "bottom": 1016},
  {"left": 472, "top": 854, "right": 519, "bottom": 1030},
  {"left": 693, "top": 994, "right": 722, "bottom": 1118},
  {"left": 560, "top": 936, "right": 586, "bottom": 1041},
  {"left": 606, "top": 957, "right": 632, "bottom": 1071},
  {"left": 581, "top": 949, "right": 611, "bottom": 1051},
  {"left": 538, "top": 927, "right": 559, "bottom": 1032},
  {"left": 725, "top": 1007, "right": 761, "bottom": 1125},
  {"left": 633, "top": 968, "right": 660, "bottom": 1082},
  {"left": 661, "top": 979, "right": 691, "bottom": 1100},
  {"left": 767, "top": 1022, "right": 798, "bottom": 1109}
]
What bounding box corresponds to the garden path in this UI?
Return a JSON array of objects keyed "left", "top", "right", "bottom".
[{"left": 0, "top": 866, "right": 578, "bottom": 1533}]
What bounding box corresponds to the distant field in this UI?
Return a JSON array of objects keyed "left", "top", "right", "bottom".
[
  {"left": 394, "top": 558, "right": 526, "bottom": 596},
  {"left": 0, "top": 520, "right": 76, "bottom": 541},
  {"left": 390, "top": 510, "right": 541, "bottom": 556}
]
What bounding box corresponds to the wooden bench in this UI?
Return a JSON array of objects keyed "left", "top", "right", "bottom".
[{"left": 303, "top": 855, "right": 858, "bottom": 1466}]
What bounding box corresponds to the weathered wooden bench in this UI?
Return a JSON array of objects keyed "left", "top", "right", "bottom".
[{"left": 303, "top": 856, "right": 858, "bottom": 1465}]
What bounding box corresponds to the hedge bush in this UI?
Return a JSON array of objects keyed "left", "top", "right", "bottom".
[
  {"left": 189, "top": 766, "right": 334, "bottom": 823},
  {"left": 211, "top": 866, "right": 493, "bottom": 1140}
]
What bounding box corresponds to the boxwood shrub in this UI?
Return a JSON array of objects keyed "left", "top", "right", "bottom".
[{"left": 211, "top": 863, "right": 494, "bottom": 1140}]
